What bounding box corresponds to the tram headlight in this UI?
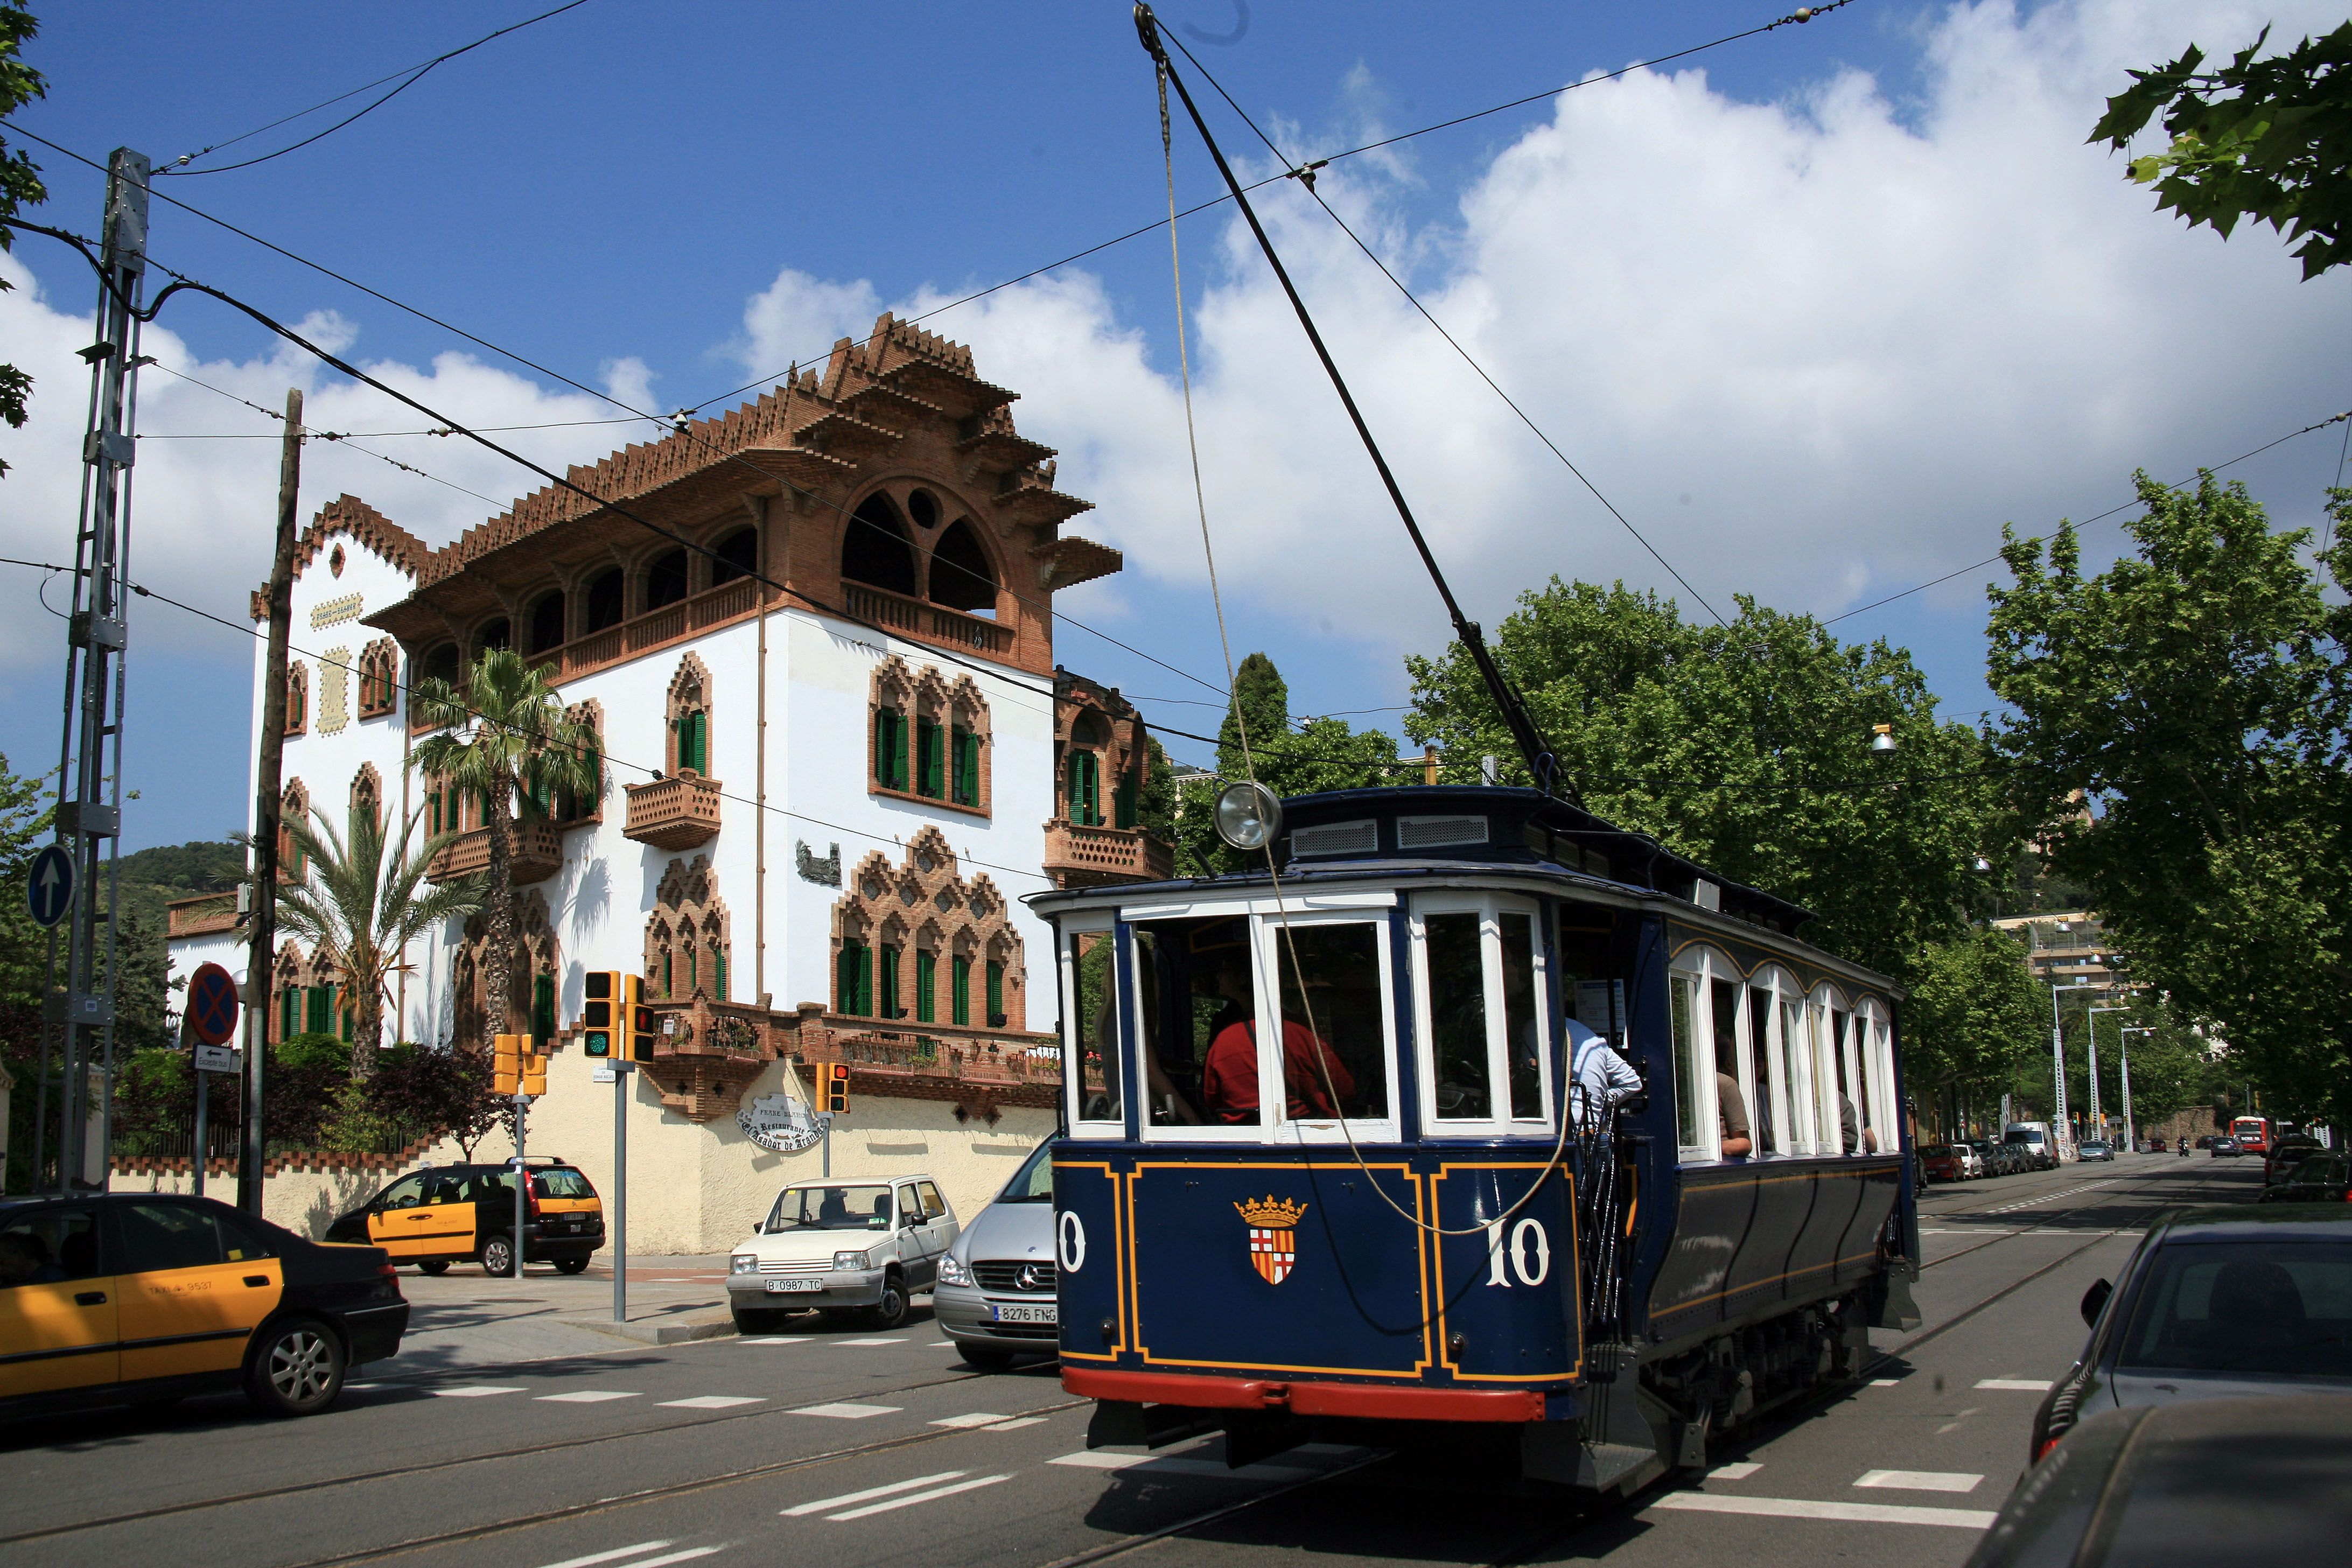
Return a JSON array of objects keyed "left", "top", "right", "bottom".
[{"left": 1214, "top": 781, "right": 1283, "bottom": 852}]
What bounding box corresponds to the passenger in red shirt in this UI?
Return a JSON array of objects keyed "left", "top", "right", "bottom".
[{"left": 1199, "top": 959, "right": 1356, "bottom": 1123}]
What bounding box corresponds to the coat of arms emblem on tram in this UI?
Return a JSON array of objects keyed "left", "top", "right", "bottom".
[{"left": 1235, "top": 1196, "right": 1308, "bottom": 1285}]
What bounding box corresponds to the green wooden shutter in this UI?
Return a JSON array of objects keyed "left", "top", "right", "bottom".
[
  {"left": 949, "top": 729, "right": 971, "bottom": 805},
  {"left": 985, "top": 961, "right": 1004, "bottom": 1024},
  {"left": 838, "top": 943, "right": 862, "bottom": 1015},
  {"left": 915, "top": 950, "right": 935, "bottom": 1023},
  {"left": 892, "top": 710, "right": 909, "bottom": 789},
  {"left": 952, "top": 957, "right": 970, "bottom": 1026},
  {"left": 1115, "top": 772, "right": 1137, "bottom": 829},
  {"left": 858, "top": 943, "right": 874, "bottom": 1014},
  {"left": 918, "top": 720, "right": 943, "bottom": 797},
  {"left": 279, "top": 987, "right": 297, "bottom": 1040},
  {"left": 662, "top": 947, "right": 674, "bottom": 998},
  {"left": 880, "top": 945, "right": 901, "bottom": 1019},
  {"left": 715, "top": 949, "right": 727, "bottom": 1002},
  {"left": 689, "top": 711, "right": 708, "bottom": 773},
  {"left": 305, "top": 985, "right": 329, "bottom": 1035},
  {"left": 533, "top": 974, "right": 555, "bottom": 1048}
]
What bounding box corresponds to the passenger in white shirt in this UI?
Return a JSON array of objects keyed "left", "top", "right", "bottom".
[{"left": 1567, "top": 1017, "right": 1643, "bottom": 1128}]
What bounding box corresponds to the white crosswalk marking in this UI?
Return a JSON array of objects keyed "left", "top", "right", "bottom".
[
  {"left": 832, "top": 1338, "right": 907, "bottom": 1347},
  {"left": 1856, "top": 1469, "right": 1983, "bottom": 1493},
  {"left": 1975, "top": 1378, "right": 2054, "bottom": 1391},
  {"left": 985, "top": 1417, "right": 1046, "bottom": 1431},
  {"left": 1867, "top": 1378, "right": 1901, "bottom": 1388},
  {"left": 736, "top": 1337, "right": 811, "bottom": 1347},
  {"left": 433, "top": 1385, "right": 524, "bottom": 1398},
  {"left": 784, "top": 1472, "right": 968, "bottom": 1516},
  {"left": 828, "top": 1475, "right": 1010, "bottom": 1520},
  {"left": 1651, "top": 1494, "right": 1998, "bottom": 1529},
  {"left": 1709, "top": 1462, "right": 1763, "bottom": 1480},
  {"left": 538, "top": 1390, "right": 641, "bottom": 1403},
  {"left": 533, "top": 1542, "right": 725, "bottom": 1568},
  {"left": 929, "top": 1340, "right": 954, "bottom": 1347},
  {"left": 929, "top": 1413, "right": 1014, "bottom": 1429},
  {"left": 1049, "top": 1451, "right": 1315, "bottom": 1481},
  {"left": 791, "top": 1402, "right": 901, "bottom": 1419},
  {"left": 662, "top": 1396, "right": 765, "bottom": 1409}
]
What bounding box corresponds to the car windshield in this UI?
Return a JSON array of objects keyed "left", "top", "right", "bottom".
[
  {"left": 2082, "top": 1142, "right": 2108, "bottom": 1152},
  {"left": 998, "top": 1141, "right": 1053, "bottom": 1203},
  {"left": 2120, "top": 1239, "right": 2352, "bottom": 1378},
  {"left": 764, "top": 1184, "right": 894, "bottom": 1233},
  {"left": 533, "top": 1170, "right": 593, "bottom": 1199}
]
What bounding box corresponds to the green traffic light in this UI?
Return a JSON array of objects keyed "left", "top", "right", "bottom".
[{"left": 584, "top": 1031, "right": 610, "bottom": 1057}]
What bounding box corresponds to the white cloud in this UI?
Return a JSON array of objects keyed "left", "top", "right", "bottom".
[{"left": 737, "top": 267, "right": 884, "bottom": 382}]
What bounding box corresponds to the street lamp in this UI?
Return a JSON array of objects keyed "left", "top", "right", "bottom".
[
  {"left": 2051, "top": 981, "right": 2094, "bottom": 1159},
  {"left": 2120, "top": 1026, "right": 2152, "bottom": 1152},
  {"left": 2088, "top": 1004, "right": 2130, "bottom": 1141}
]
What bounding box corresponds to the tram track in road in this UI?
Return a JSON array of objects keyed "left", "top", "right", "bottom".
[
  {"left": 0, "top": 1360, "right": 1050, "bottom": 1551},
  {"left": 1912, "top": 1162, "right": 2237, "bottom": 1277}
]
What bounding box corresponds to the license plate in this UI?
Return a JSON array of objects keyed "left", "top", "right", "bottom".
[
  {"left": 990, "top": 1302, "right": 1056, "bottom": 1324},
  {"left": 764, "top": 1278, "right": 823, "bottom": 1293}
]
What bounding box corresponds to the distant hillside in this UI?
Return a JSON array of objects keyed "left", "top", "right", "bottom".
[{"left": 109, "top": 838, "right": 246, "bottom": 929}]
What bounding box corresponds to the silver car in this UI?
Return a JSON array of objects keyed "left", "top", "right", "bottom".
[{"left": 933, "top": 1142, "right": 1056, "bottom": 1370}]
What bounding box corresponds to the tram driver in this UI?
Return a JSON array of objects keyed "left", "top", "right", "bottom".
[{"left": 1200, "top": 949, "right": 1356, "bottom": 1124}]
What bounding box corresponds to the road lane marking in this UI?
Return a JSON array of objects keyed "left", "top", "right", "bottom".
[
  {"left": 1709, "top": 1462, "right": 1763, "bottom": 1480},
  {"left": 538, "top": 1390, "right": 642, "bottom": 1403},
  {"left": 736, "top": 1337, "right": 813, "bottom": 1346},
  {"left": 1868, "top": 1379, "right": 1901, "bottom": 1387},
  {"left": 662, "top": 1396, "right": 765, "bottom": 1409},
  {"left": 783, "top": 1472, "right": 966, "bottom": 1516},
  {"left": 827, "top": 1474, "right": 1012, "bottom": 1520},
  {"left": 791, "top": 1402, "right": 902, "bottom": 1418},
  {"left": 1050, "top": 1451, "right": 1317, "bottom": 1480},
  {"left": 534, "top": 1543, "right": 724, "bottom": 1568},
  {"left": 433, "top": 1385, "right": 524, "bottom": 1397},
  {"left": 985, "top": 1417, "right": 1047, "bottom": 1431},
  {"left": 1975, "top": 1379, "right": 2054, "bottom": 1391},
  {"left": 930, "top": 1413, "right": 1014, "bottom": 1428},
  {"left": 832, "top": 1338, "right": 907, "bottom": 1347},
  {"left": 1857, "top": 1469, "right": 1984, "bottom": 1493},
  {"left": 584, "top": 1551, "right": 723, "bottom": 1568},
  {"left": 1650, "top": 1494, "right": 1998, "bottom": 1529},
  {"left": 1936, "top": 1408, "right": 1982, "bottom": 1434},
  {"left": 929, "top": 1340, "right": 955, "bottom": 1347}
]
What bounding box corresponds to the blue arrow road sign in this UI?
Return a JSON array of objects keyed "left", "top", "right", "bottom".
[{"left": 27, "top": 843, "right": 74, "bottom": 929}]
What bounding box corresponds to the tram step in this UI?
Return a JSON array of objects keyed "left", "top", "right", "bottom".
[{"left": 1086, "top": 1398, "right": 1223, "bottom": 1452}]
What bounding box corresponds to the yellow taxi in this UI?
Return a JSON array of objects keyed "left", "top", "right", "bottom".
[
  {"left": 324, "top": 1157, "right": 605, "bottom": 1276},
  {"left": 0, "top": 1192, "right": 408, "bottom": 1419}
]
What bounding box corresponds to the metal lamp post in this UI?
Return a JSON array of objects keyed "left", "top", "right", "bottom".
[
  {"left": 2120, "top": 1027, "right": 2152, "bottom": 1152},
  {"left": 2050, "top": 980, "right": 2094, "bottom": 1159},
  {"left": 2088, "top": 1004, "right": 2129, "bottom": 1142}
]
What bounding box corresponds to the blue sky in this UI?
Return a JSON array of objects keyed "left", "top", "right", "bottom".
[{"left": 5, "top": 1, "right": 2349, "bottom": 850}]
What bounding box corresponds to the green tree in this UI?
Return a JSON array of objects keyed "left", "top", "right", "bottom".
[
  {"left": 0, "top": 5, "right": 48, "bottom": 475},
  {"left": 0, "top": 752, "right": 53, "bottom": 1190},
  {"left": 1902, "top": 927, "right": 2040, "bottom": 1111},
  {"left": 274, "top": 803, "right": 481, "bottom": 1081},
  {"left": 410, "top": 648, "right": 599, "bottom": 1045},
  {"left": 1407, "top": 581, "right": 2005, "bottom": 981},
  {"left": 2094, "top": 23, "right": 2352, "bottom": 278},
  {"left": 1985, "top": 472, "right": 2349, "bottom": 1123}
]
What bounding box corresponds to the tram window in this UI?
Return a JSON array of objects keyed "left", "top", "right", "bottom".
[
  {"left": 1272, "top": 921, "right": 1389, "bottom": 1121},
  {"left": 1067, "top": 927, "right": 1121, "bottom": 1126},
  {"left": 1500, "top": 913, "right": 1543, "bottom": 1119},
  {"left": 1780, "top": 993, "right": 1814, "bottom": 1152},
  {"left": 1670, "top": 970, "right": 1705, "bottom": 1156},
  {"left": 1831, "top": 1009, "right": 1857, "bottom": 1152},
  {"left": 1746, "top": 986, "right": 1777, "bottom": 1154},
  {"left": 1425, "top": 912, "right": 1492, "bottom": 1121},
  {"left": 1710, "top": 977, "right": 1756, "bottom": 1156},
  {"left": 1131, "top": 915, "right": 1255, "bottom": 1131}
]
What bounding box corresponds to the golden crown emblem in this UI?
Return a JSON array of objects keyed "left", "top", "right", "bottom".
[{"left": 1234, "top": 1195, "right": 1307, "bottom": 1228}]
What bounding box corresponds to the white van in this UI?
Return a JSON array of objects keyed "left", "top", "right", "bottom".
[{"left": 2004, "top": 1122, "right": 2059, "bottom": 1170}]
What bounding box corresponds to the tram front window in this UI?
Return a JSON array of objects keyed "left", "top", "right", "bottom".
[
  {"left": 1068, "top": 928, "right": 1121, "bottom": 1124},
  {"left": 1132, "top": 915, "right": 1250, "bottom": 1128},
  {"left": 1425, "top": 912, "right": 1492, "bottom": 1119},
  {"left": 1275, "top": 921, "right": 1387, "bottom": 1121},
  {"left": 1500, "top": 913, "right": 1543, "bottom": 1119}
]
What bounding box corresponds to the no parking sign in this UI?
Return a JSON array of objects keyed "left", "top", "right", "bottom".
[{"left": 187, "top": 962, "right": 242, "bottom": 1073}]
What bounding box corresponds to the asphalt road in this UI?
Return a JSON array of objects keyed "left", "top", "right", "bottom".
[{"left": 2, "top": 1154, "right": 2259, "bottom": 1568}]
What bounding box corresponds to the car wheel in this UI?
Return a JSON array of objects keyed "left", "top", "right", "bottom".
[
  {"left": 245, "top": 1317, "right": 346, "bottom": 1417},
  {"left": 417, "top": 1260, "right": 450, "bottom": 1276},
  {"left": 867, "top": 1273, "right": 909, "bottom": 1331},
  {"left": 732, "top": 1305, "right": 786, "bottom": 1334},
  {"left": 480, "top": 1236, "right": 516, "bottom": 1277},
  {"left": 554, "top": 1256, "right": 590, "bottom": 1276},
  {"left": 958, "top": 1346, "right": 1015, "bottom": 1373}
]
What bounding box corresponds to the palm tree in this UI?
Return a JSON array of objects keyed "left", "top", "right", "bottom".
[
  {"left": 277, "top": 802, "right": 484, "bottom": 1081},
  {"left": 410, "top": 647, "right": 602, "bottom": 1046}
]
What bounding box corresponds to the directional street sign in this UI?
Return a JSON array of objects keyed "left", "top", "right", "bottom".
[
  {"left": 187, "top": 963, "right": 240, "bottom": 1046},
  {"left": 26, "top": 843, "right": 74, "bottom": 929},
  {"left": 194, "top": 1042, "right": 241, "bottom": 1074}
]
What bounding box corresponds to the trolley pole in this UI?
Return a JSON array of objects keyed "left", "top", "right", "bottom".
[
  {"left": 513, "top": 1093, "right": 528, "bottom": 1280},
  {"left": 612, "top": 1061, "right": 632, "bottom": 1323}
]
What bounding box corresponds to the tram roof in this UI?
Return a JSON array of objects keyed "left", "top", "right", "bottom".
[{"left": 1031, "top": 784, "right": 1818, "bottom": 940}]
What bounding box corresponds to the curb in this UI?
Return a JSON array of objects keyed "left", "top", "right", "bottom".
[{"left": 556, "top": 1313, "right": 738, "bottom": 1346}]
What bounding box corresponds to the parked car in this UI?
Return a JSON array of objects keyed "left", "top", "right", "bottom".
[
  {"left": 1922, "top": 1145, "right": 1972, "bottom": 1183},
  {"left": 2030, "top": 1206, "right": 2352, "bottom": 1465},
  {"left": 2210, "top": 1137, "right": 2242, "bottom": 1158},
  {"left": 325, "top": 1156, "right": 605, "bottom": 1277},
  {"left": 1971, "top": 1396, "right": 2352, "bottom": 1564},
  {"left": 0, "top": 1192, "right": 407, "bottom": 1420},
  {"left": 2259, "top": 1154, "right": 2352, "bottom": 1204},
  {"left": 727, "top": 1175, "right": 958, "bottom": 1333},
  {"left": 2005, "top": 1122, "right": 2060, "bottom": 1171},
  {"left": 934, "top": 1141, "right": 1058, "bottom": 1370},
  {"left": 2265, "top": 1137, "right": 2325, "bottom": 1185},
  {"left": 2078, "top": 1140, "right": 2115, "bottom": 1163},
  {"left": 1970, "top": 1139, "right": 2013, "bottom": 1177}
]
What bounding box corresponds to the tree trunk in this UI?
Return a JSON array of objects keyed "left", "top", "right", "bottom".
[
  {"left": 484, "top": 774, "right": 515, "bottom": 1046},
  {"left": 350, "top": 970, "right": 383, "bottom": 1084}
]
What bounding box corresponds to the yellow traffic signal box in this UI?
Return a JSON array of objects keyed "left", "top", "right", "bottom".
[
  {"left": 624, "top": 975, "right": 657, "bottom": 1063},
  {"left": 821, "top": 1062, "right": 850, "bottom": 1115},
  {"left": 581, "top": 970, "right": 622, "bottom": 1058},
  {"left": 493, "top": 1033, "right": 523, "bottom": 1096},
  {"left": 521, "top": 1047, "right": 548, "bottom": 1098}
]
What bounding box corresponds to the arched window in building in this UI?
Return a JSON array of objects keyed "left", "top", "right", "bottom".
[
  {"left": 907, "top": 488, "right": 940, "bottom": 529},
  {"left": 869, "top": 656, "right": 990, "bottom": 814},
  {"left": 841, "top": 492, "right": 916, "bottom": 596},
  {"left": 279, "top": 780, "right": 311, "bottom": 879},
  {"left": 284, "top": 661, "right": 309, "bottom": 736},
  {"left": 552, "top": 700, "right": 603, "bottom": 823},
  {"left": 356, "top": 638, "right": 400, "bottom": 718},
  {"left": 419, "top": 642, "right": 460, "bottom": 689},
  {"left": 832, "top": 829, "right": 1023, "bottom": 1028},
  {"left": 928, "top": 517, "right": 997, "bottom": 614},
  {"left": 646, "top": 856, "right": 730, "bottom": 1002},
  {"left": 454, "top": 892, "right": 557, "bottom": 1049},
  {"left": 351, "top": 764, "right": 382, "bottom": 835},
  {"left": 645, "top": 548, "right": 689, "bottom": 611},
  {"left": 1063, "top": 711, "right": 1109, "bottom": 826},
  {"left": 666, "top": 655, "right": 711, "bottom": 776},
  {"left": 711, "top": 526, "right": 758, "bottom": 585},
  {"left": 584, "top": 568, "right": 625, "bottom": 633},
  {"left": 473, "top": 619, "right": 510, "bottom": 661},
  {"left": 527, "top": 590, "right": 566, "bottom": 655}
]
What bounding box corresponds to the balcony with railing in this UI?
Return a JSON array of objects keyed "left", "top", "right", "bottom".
[
  {"left": 425, "top": 819, "right": 567, "bottom": 886},
  {"left": 623, "top": 771, "right": 722, "bottom": 850},
  {"left": 1044, "top": 819, "right": 1173, "bottom": 887},
  {"left": 842, "top": 582, "right": 1011, "bottom": 659}
]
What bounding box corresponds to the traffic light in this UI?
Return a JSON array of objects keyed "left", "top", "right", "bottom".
[
  {"left": 821, "top": 1062, "right": 850, "bottom": 1115},
  {"left": 521, "top": 1046, "right": 548, "bottom": 1098},
  {"left": 493, "top": 1033, "right": 523, "bottom": 1096},
  {"left": 624, "top": 974, "right": 659, "bottom": 1064},
  {"left": 581, "top": 970, "right": 622, "bottom": 1058}
]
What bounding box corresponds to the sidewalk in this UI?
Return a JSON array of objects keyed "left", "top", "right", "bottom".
[{"left": 375, "top": 1255, "right": 736, "bottom": 1374}]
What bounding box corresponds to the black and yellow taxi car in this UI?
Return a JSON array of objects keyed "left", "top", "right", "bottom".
[
  {"left": 0, "top": 1192, "right": 408, "bottom": 1419},
  {"left": 324, "top": 1156, "right": 605, "bottom": 1277}
]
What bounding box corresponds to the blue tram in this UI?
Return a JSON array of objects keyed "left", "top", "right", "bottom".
[{"left": 1033, "top": 783, "right": 1920, "bottom": 1494}]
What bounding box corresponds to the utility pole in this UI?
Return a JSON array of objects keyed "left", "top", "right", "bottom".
[
  {"left": 240, "top": 389, "right": 303, "bottom": 1213},
  {"left": 2050, "top": 981, "right": 2090, "bottom": 1160},
  {"left": 38, "top": 148, "right": 149, "bottom": 1195},
  {"left": 2120, "top": 1027, "right": 2150, "bottom": 1152},
  {"left": 2088, "top": 1005, "right": 2127, "bottom": 1142}
]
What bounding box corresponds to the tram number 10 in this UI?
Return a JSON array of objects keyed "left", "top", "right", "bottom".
[{"left": 1484, "top": 1217, "right": 1552, "bottom": 1288}]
